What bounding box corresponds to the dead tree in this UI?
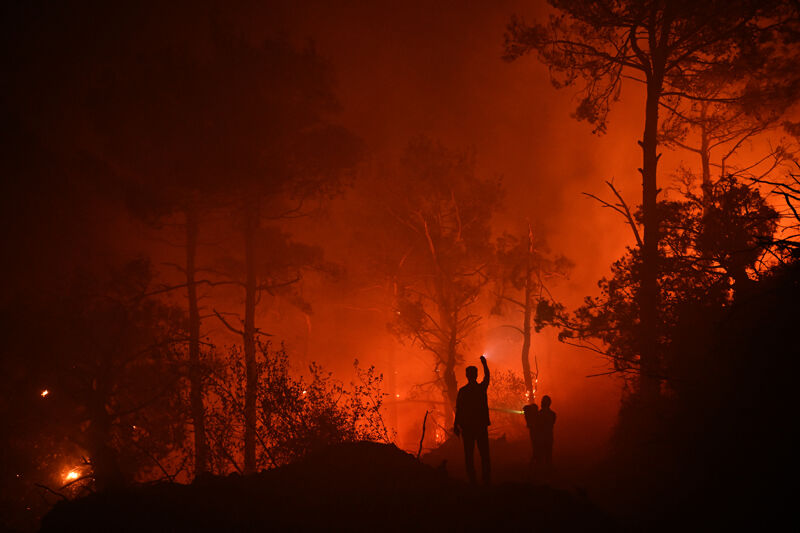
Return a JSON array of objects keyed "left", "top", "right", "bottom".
[{"left": 494, "top": 225, "right": 570, "bottom": 400}]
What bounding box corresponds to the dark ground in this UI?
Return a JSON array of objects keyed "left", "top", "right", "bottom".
[{"left": 40, "top": 441, "right": 615, "bottom": 532}]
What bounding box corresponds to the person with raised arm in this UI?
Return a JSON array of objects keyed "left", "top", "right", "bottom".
[{"left": 453, "top": 355, "right": 491, "bottom": 484}]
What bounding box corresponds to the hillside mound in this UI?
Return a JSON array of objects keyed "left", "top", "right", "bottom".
[{"left": 41, "top": 442, "right": 613, "bottom": 532}]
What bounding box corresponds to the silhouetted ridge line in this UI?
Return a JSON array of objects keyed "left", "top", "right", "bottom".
[{"left": 41, "top": 441, "right": 613, "bottom": 532}]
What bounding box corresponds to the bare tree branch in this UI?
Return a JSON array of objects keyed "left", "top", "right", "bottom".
[{"left": 213, "top": 309, "right": 244, "bottom": 336}]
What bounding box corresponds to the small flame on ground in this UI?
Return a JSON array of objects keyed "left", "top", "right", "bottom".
[
  {"left": 64, "top": 470, "right": 79, "bottom": 482},
  {"left": 302, "top": 390, "right": 307, "bottom": 395},
  {"left": 40, "top": 389, "right": 49, "bottom": 397}
]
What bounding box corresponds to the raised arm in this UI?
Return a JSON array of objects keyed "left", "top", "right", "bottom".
[{"left": 480, "top": 355, "right": 490, "bottom": 387}]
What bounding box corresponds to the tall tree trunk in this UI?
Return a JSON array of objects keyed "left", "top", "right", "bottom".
[
  {"left": 87, "top": 418, "right": 123, "bottom": 491},
  {"left": 520, "top": 226, "right": 535, "bottom": 400},
  {"left": 242, "top": 199, "right": 259, "bottom": 474},
  {"left": 699, "top": 107, "right": 711, "bottom": 194},
  {"left": 87, "top": 381, "right": 124, "bottom": 491},
  {"left": 442, "top": 309, "right": 459, "bottom": 416},
  {"left": 699, "top": 103, "right": 713, "bottom": 217},
  {"left": 184, "top": 201, "right": 207, "bottom": 476},
  {"left": 638, "top": 67, "right": 664, "bottom": 403},
  {"left": 385, "top": 336, "right": 398, "bottom": 431},
  {"left": 521, "top": 275, "right": 534, "bottom": 400}
]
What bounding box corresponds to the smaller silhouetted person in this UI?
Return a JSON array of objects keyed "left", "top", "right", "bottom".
[
  {"left": 523, "top": 402, "right": 539, "bottom": 475},
  {"left": 453, "top": 355, "right": 490, "bottom": 484},
  {"left": 537, "top": 395, "right": 556, "bottom": 473}
]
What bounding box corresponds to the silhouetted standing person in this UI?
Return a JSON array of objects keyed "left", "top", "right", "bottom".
[
  {"left": 454, "top": 355, "right": 490, "bottom": 484},
  {"left": 538, "top": 395, "right": 556, "bottom": 474}
]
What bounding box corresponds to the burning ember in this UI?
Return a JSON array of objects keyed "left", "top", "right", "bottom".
[
  {"left": 40, "top": 389, "right": 49, "bottom": 397},
  {"left": 64, "top": 470, "right": 79, "bottom": 482}
]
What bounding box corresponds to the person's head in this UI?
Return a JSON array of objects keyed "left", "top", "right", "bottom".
[
  {"left": 465, "top": 365, "right": 478, "bottom": 382},
  {"left": 541, "top": 395, "right": 551, "bottom": 409}
]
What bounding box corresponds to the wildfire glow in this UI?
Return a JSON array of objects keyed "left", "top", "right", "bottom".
[
  {"left": 40, "top": 389, "right": 49, "bottom": 397},
  {"left": 64, "top": 470, "right": 79, "bottom": 482}
]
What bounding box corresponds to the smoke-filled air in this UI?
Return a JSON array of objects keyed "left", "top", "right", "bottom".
[{"left": 2, "top": 1, "right": 798, "bottom": 531}]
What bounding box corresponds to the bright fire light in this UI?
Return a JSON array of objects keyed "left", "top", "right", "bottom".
[
  {"left": 40, "top": 389, "right": 49, "bottom": 397},
  {"left": 64, "top": 470, "right": 79, "bottom": 482}
]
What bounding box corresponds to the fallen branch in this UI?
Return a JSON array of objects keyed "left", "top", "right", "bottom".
[{"left": 35, "top": 483, "right": 68, "bottom": 501}]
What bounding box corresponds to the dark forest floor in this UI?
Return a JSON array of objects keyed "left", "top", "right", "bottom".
[
  {"left": 40, "top": 438, "right": 787, "bottom": 532},
  {"left": 40, "top": 441, "right": 616, "bottom": 532}
]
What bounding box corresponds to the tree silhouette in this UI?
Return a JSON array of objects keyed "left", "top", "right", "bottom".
[
  {"left": 564, "top": 175, "right": 779, "bottom": 381},
  {"left": 203, "top": 343, "right": 390, "bottom": 473},
  {"left": 493, "top": 226, "right": 570, "bottom": 400},
  {"left": 180, "top": 38, "right": 361, "bottom": 475},
  {"left": 752, "top": 161, "right": 800, "bottom": 258},
  {"left": 363, "top": 138, "right": 501, "bottom": 417},
  {"left": 83, "top": 38, "right": 227, "bottom": 479},
  {"left": 84, "top": 26, "right": 361, "bottom": 476},
  {"left": 657, "top": 24, "right": 800, "bottom": 193},
  {"left": 504, "top": 0, "right": 796, "bottom": 401},
  {"left": 29, "top": 259, "right": 186, "bottom": 490}
]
